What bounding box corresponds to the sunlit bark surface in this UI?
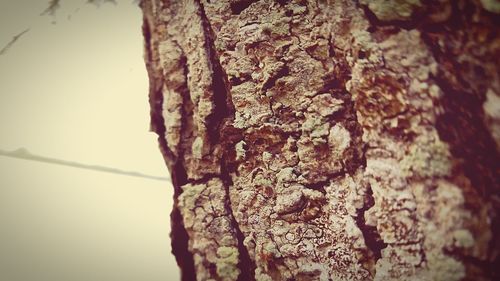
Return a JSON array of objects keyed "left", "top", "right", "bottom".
[{"left": 141, "top": 0, "right": 500, "bottom": 280}]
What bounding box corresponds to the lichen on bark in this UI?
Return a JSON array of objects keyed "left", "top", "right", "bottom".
[{"left": 141, "top": 0, "right": 500, "bottom": 280}]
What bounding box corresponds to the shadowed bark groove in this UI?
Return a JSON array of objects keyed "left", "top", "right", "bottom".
[
  {"left": 141, "top": 0, "right": 500, "bottom": 280},
  {"left": 230, "top": 0, "right": 259, "bottom": 15},
  {"left": 141, "top": 6, "right": 196, "bottom": 280},
  {"left": 354, "top": 184, "right": 387, "bottom": 261},
  {"left": 197, "top": 1, "right": 257, "bottom": 280},
  {"left": 417, "top": 3, "right": 500, "bottom": 278}
]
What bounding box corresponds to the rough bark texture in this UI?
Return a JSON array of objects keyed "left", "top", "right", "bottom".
[{"left": 140, "top": 0, "right": 500, "bottom": 280}]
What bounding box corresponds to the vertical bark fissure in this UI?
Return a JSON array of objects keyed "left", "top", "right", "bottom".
[
  {"left": 197, "top": 3, "right": 232, "bottom": 144},
  {"left": 418, "top": 14, "right": 500, "bottom": 198},
  {"left": 344, "top": 91, "right": 388, "bottom": 272},
  {"left": 221, "top": 160, "right": 257, "bottom": 281},
  {"left": 141, "top": 5, "right": 197, "bottom": 280},
  {"left": 429, "top": 56, "right": 500, "bottom": 281},
  {"left": 148, "top": 67, "right": 197, "bottom": 281},
  {"left": 430, "top": 71, "right": 500, "bottom": 280},
  {"left": 149, "top": 57, "right": 196, "bottom": 281},
  {"left": 197, "top": 1, "right": 257, "bottom": 280},
  {"left": 417, "top": 5, "right": 500, "bottom": 278},
  {"left": 170, "top": 53, "right": 198, "bottom": 281},
  {"left": 325, "top": 46, "right": 387, "bottom": 268},
  {"left": 354, "top": 184, "right": 387, "bottom": 262}
]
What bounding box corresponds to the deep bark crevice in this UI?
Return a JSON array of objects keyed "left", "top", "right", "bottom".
[
  {"left": 324, "top": 45, "right": 385, "bottom": 274},
  {"left": 197, "top": 1, "right": 257, "bottom": 280},
  {"left": 221, "top": 160, "right": 257, "bottom": 281},
  {"left": 261, "top": 64, "right": 290, "bottom": 93},
  {"left": 150, "top": 66, "right": 196, "bottom": 281},
  {"left": 170, "top": 47, "right": 196, "bottom": 281},
  {"left": 328, "top": 32, "right": 386, "bottom": 274},
  {"left": 303, "top": 179, "right": 329, "bottom": 194},
  {"left": 150, "top": 74, "right": 196, "bottom": 281},
  {"left": 430, "top": 72, "right": 500, "bottom": 280},
  {"left": 230, "top": 0, "right": 259, "bottom": 15},
  {"left": 354, "top": 184, "right": 387, "bottom": 263},
  {"left": 418, "top": 5, "right": 500, "bottom": 279},
  {"left": 198, "top": 1, "right": 235, "bottom": 146},
  {"left": 142, "top": 10, "right": 197, "bottom": 281}
]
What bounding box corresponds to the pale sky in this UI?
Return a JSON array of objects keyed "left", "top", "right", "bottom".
[{"left": 0, "top": 1, "right": 180, "bottom": 280}]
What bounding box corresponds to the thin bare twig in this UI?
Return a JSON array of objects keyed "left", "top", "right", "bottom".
[
  {"left": 0, "top": 29, "right": 30, "bottom": 56},
  {"left": 0, "top": 148, "right": 170, "bottom": 182},
  {"left": 87, "top": 0, "right": 117, "bottom": 6},
  {"left": 40, "top": 0, "right": 61, "bottom": 16}
]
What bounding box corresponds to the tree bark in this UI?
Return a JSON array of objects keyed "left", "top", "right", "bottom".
[{"left": 140, "top": 0, "right": 500, "bottom": 280}]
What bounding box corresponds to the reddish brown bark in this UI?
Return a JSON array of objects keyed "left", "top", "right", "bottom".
[{"left": 141, "top": 1, "right": 500, "bottom": 280}]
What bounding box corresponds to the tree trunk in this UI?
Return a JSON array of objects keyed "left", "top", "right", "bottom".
[{"left": 140, "top": 0, "right": 499, "bottom": 280}]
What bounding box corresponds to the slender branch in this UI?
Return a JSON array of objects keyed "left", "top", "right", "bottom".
[
  {"left": 0, "top": 148, "right": 170, "bottom": 182},
  {"left": 40, "top": 0, "right": 61, "bottom": 16},
  {"left": 0, "top": 29, "right": 30, "bottom": 56},
  {"left": 87, "top": 0, "right": 117, "bottom": 5}
]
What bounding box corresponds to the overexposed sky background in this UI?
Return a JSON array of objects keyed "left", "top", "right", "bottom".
[{"left": 0, "top": 0, "right": 179, "bottom": 280}]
